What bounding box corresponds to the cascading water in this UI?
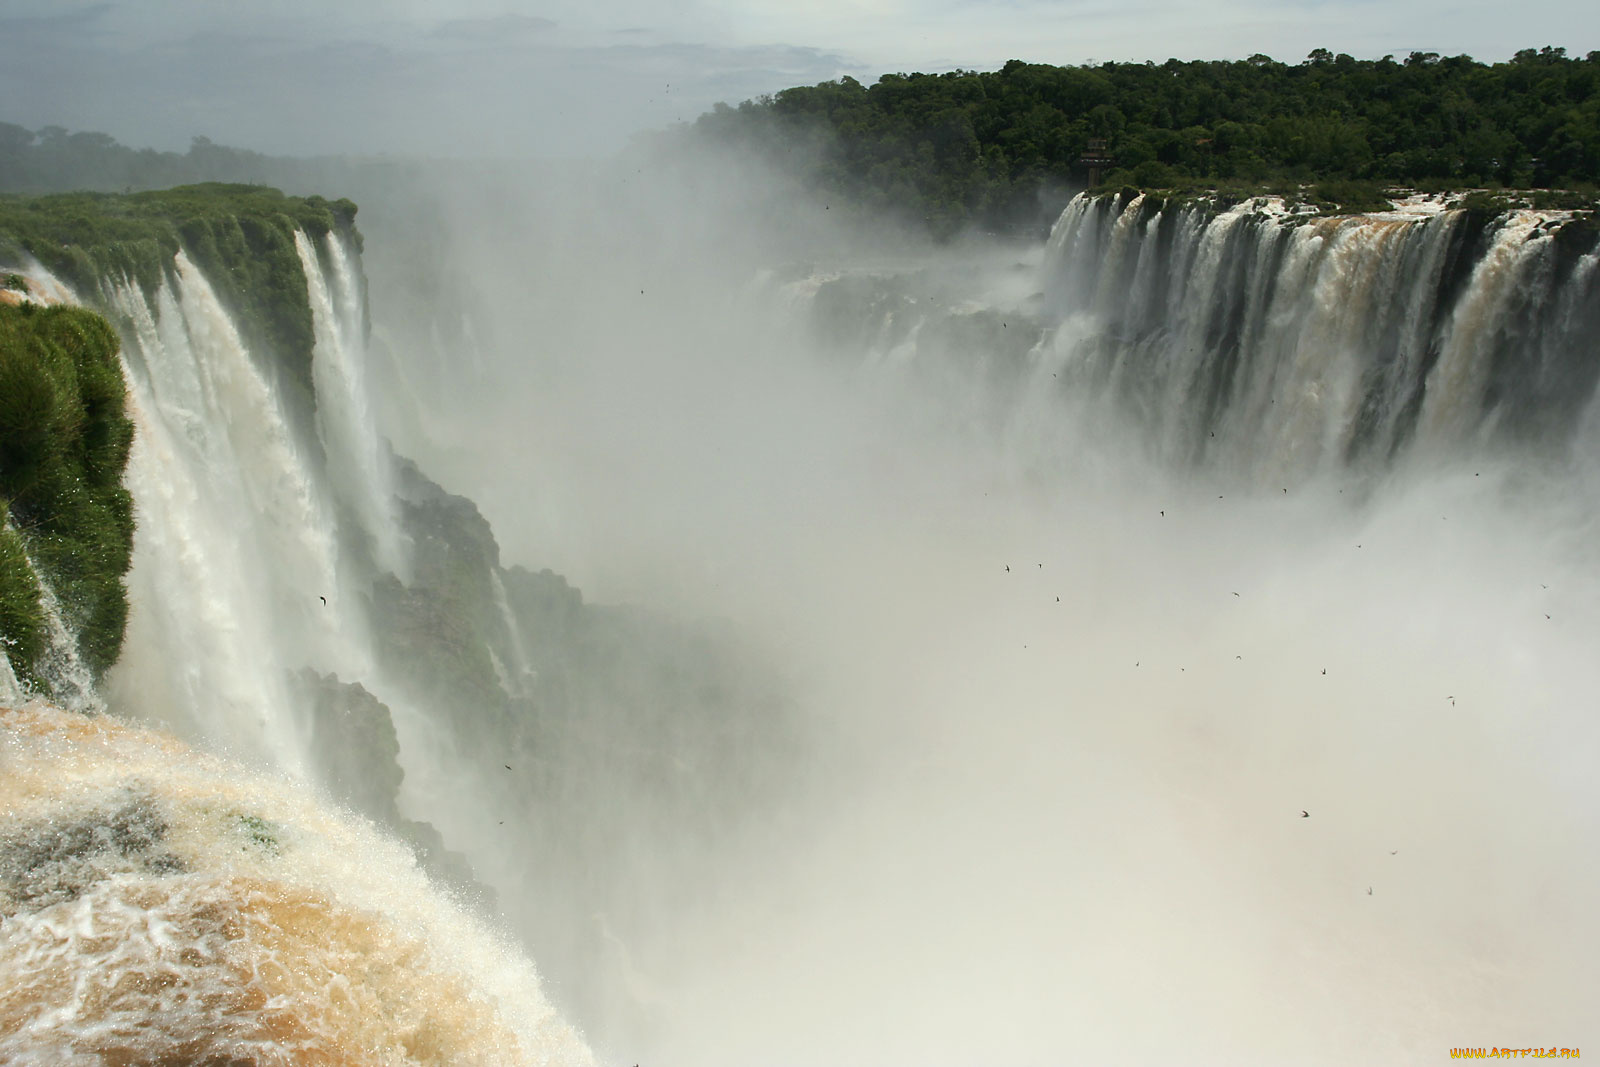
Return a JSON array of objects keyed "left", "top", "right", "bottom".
[
  {"left": 0, "top": 653, "right": 20, "bottom": 707},
  {"left": 297, "top": 230, "right": 409, "bottom": 581},
  {"left": 18, "top": 557, "right": 106, "bottom": 717},
  {"left": 107, "top": 277, "right": 298, "bottom": 767},
  {"left": 106, "top": 252, "right": 354, "bottom": 775},
  {"left": 1033, "top": 193, "right": 1600, "bottom": 478},
  {"left": 489, "top": 569, "right": 536, "bottom": 698},
  {"left": 785, "top": 193, "right": 1600, "bottom": 490}
]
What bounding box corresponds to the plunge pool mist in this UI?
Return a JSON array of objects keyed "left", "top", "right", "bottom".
[{"left": 352, "top": 168, "right": 1600, "bottom": 1065}]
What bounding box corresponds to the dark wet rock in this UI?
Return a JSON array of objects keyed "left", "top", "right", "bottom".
[
  {"left": 295, "top": 667, "right": 498, "bottom": 917},
  {"left": 0, "top": 793, "right": 184, "bottom": 911}
]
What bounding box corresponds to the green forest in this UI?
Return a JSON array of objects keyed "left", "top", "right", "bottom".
[{"left": 688, "top": 47, "right": 1600, "bottom": 234}]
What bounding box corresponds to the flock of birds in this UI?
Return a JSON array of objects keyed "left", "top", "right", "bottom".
[{"left": 992, "top": 487, "right": 1559, "bottom": 904}]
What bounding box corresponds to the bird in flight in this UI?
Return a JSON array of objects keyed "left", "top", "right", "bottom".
[
  {"left": 319, "top": 595, "right": 326, "bottom": 605},
  {"left": 1300, "top": 810, "right": 1309, "bottom": 818}
]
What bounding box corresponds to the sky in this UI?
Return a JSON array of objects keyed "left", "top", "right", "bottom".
[{"left": 0, "top": 0, "right": 1595, "bottom": 158}]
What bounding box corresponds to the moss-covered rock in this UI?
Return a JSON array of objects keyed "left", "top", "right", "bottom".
[{"left": 0, "top": 302, "right": 133, "bottom": 686}]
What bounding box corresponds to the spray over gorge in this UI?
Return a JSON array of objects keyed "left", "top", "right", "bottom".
[{"left": 1, "top": 142, "right": 1598, "bottom": 1067}]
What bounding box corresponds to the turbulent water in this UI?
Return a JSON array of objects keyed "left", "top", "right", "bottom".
[
  {"left": 0, "top": 701, "right": 591, "bottom": 1065},
  {"left": 4, "top": 182, "right": 1600, "bottom": 1064}
]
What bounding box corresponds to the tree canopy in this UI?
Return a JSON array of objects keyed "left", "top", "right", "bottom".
[{"left": 687, "top": 48, "right": 1600, "bottom": 234}]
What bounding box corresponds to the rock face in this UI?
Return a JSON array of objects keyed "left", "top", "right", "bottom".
[
  {"left": 295, "top": 668, "right": 496, "bottom": 913},
  {"left": 297, "top": 670, "right": 405, "bottom": 823},
  {"left": 359, "top": 453, "right": 800, "bottom": 1019},
  {"left": 370, "top": 456, "right": 510, "bottom": 720}
]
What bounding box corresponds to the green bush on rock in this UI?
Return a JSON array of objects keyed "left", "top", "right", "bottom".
[{"left": 0, "top": 301, "right": 133, "bottom": 686}]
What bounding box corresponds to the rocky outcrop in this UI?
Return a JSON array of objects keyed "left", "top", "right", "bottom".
[{"left": 295, "top": 668, "right": 496, "bottom": 914}]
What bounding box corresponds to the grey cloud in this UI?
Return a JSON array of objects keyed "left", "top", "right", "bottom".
[
  {"left": 0, "top": 3, "right": 113, "bottom": 41},
  {"left": 431, "top": 14, "right": 558, "bottom": 43}
]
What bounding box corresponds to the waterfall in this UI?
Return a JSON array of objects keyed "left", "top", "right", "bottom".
[
  {"left": 9, "top": 230, "right": 455, "bottom": 797},
  {"left": 20, "top": 555, "right": 106, "bottom": 716},
  {"left": 108, "top": 275, "right": 303, "bottom": 768},
  {"left": 106, "top": 252, "right": 360, "bottom": 775},
  {"left": 490, "top": 568, "right": 536, "bottom": 697},
  {"left": 789, "top": 194, "right": 1600, "bottom": 486},
  {"left": 1, "top": 223, "right": 599, "bottom": 1063},
  {"left": 297, "top": 229, "right": 409, "bottom": 580},
  {"left": 1032, "top": 194, "right": 1600, "bottom": 478}
]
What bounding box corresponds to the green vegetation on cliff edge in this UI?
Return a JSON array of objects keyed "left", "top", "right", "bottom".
[
  {"left": 0, "top": 184, "right": 359, "bottom": 419},
  {"left": 688, "top": 47, "right": 1600, "bottom": 234},
  {"left": 0, "top": 301, "right": 133, "bottom": 684}
]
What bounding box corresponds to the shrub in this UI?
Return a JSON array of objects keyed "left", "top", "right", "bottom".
[{"left": 0, "top": 302, "right": 134, "bottom": 683}]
